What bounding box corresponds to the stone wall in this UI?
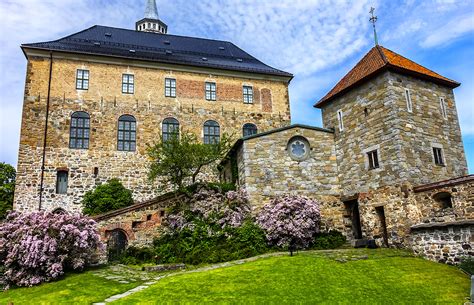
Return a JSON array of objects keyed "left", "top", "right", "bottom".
[
  {"left": 320, "top": 71, "right": 468, "bottom": 197},
  {"left": 14, "top": 54, "right": 291, "bottom": 213},
  {"left": 410, "top": 221, "right": 473, "bottom": 264}
]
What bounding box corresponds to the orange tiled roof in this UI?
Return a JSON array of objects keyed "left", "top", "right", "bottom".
[{"left": 314, "top": 46, "right": 460, "bottom": 108}]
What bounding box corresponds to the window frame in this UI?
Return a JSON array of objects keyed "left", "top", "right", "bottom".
[
  {"left": 242, "top": 123, "right": 258, "bottom": 137},
  {"left": 337, "top": 109, "right": 344, "bottom": 132},
  {"left": 243, "top": 85, "right": 253, "bottom": 104},
  {"left": 117, "top": 115, "right": 137, "bottom": 152},
  {"left": 205, "top": 82, "right": 217, "bottom": 101},
  {"left": 56, "top": 170, "right": 68, "bottom": 194},
  {"left": 162, "top": 117, "right": 180, "bottom": 141},
  {"left": 433, "top": 147, "right": 445, "bottom": 166},
  {"left": 404, "top": 88, "right": 413, "bottom": 113},
  {"left": 367, "top": 149, "right": 380, "bottom": 170},
  {"left": 439, "top": 97, "right": 447, "bottom": 120},
  {"left": 69, "top": 111, "right": 90, "bottom": 149},
  {"left": 165, "top": 78, "right": 176, "bottom": 98},
  {"left": 122, "top": 74, "right": 134, "bottom": 94},
  {"left": 203, "top": 120, "right": 220, "bottom": 144},
  {"left": 76, "top": 69, "right": 89, "bottom": 90}
]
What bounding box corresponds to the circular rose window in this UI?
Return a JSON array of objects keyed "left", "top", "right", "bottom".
[{"left": 287, "top": 136, "right": 310, "bottom": 161}]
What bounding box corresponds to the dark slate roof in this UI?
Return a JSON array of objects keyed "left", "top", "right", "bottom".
[{"left": 22, "top": 25, "right": 293, "bottom": 78}]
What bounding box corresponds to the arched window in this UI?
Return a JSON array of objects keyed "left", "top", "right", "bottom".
[
  {"left": 162, "top": 118, "right": 179, "bottom": 141},
  {"left": 69, "top": 111, "right": 90, "bottom": 149},
  {"left": 52, "top": 208, "right": 67, "bottom": 215},
  {"left": 118, "top": 115, "right": 136, "bottom": 151},
  {"left": 243, "top": 123, "right": 257, "bottom": 137},
  {"left": 56, "top": 170, "right": 68, "bottom": 194},
  {"left": 433, "top": 192, "right": 453, "bottom": 209},
  {"left": 203, "top": 120, "right": 220, "bottom": 144}
]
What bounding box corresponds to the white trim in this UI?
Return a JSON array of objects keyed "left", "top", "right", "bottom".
[
  {"left": 337, "top": 109, "right": 344, "bottom": 132},
  {"left": 404, "top": 88, "right": 413, "bottom": 113}
]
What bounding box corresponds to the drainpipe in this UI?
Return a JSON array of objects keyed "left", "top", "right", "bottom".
[{"left": 39, "top": 51, "right": 53, "bottom": 210}]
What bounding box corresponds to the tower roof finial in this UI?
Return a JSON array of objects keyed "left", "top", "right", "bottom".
[
  {"left": 145, "top": 0, "right": 159, "bottom": 20},
  {"left": 369, "top": 7, "right": 379, "bottom": 46}
]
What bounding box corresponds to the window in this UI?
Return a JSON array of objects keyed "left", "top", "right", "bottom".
[
  {"left": 165, "top": 78, "right": 176, "bottom": 97},
  {"left": 69, "top": 111, "right": 90, "bottom": 149},
  {"left": 205, "top": 82, "right": 216, "bottom": 101},
  {"left": 337, "top": 109, "right": 344, "bottom": 131},
  {"left": 287, "top": 136, "right": 310, "bottom": 161},
  {"left": 367, "top": 150, "right": 379, "bottom": 170},
  {"left": 243, "top": 86, "right": 253, "bottom": 104},
  {"left": 203, "top": 120, "right": 220, "bottom": 144},
  {"left": 433, "top": 192, "right": 453, "bottom": 209},
  {"left": 56, "top": 170, "right": 68, "bottom": 194},
  {"left": 162, "top": 117, "right": 179, "bottom": 141},
  {"left": 118, "top": 115, "right": 136, "bottom": 151},
  {"left": 405, "top": 89, "right": 413, "bottom": 112},
  {"left": 122, "top": 74, "right": 134, "bottom": 94},
  {"left": 433, "top": 147, "right": 444, "bottom": 166},
  {"left": 440, "top": 97, "right": 447, "bottom": 119},
  {"left": 76, "top": 69, "right": 89, "bottom": 90},
  {"left": 243, "top": 123, "right": 257, "bottom": 137}
]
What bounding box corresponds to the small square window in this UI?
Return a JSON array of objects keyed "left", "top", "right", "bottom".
[
  {"left": 367, "top": 150, "right": 379, "bottom": 170},
  {"left": 433, "top": 147, "right": 444, "bottom": 166},
  {"left": 165, "top": 78, "right": 176, "bottom": 97},
  {"left": 243, "top": 86, "right": 253, "bottom": 104},
  {"left": 122, "top": 74, "right": 134, "bottom": 94},
  {"left": 76, "top": 69, "right": 89, "bottom": 90},
  {"left": 205, "top": 82, "right": 216, "bottom": 101}
]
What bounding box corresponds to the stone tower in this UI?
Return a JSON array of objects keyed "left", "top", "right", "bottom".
[{"left": 136, "top": 0, "right": 168, "bottom": 34}]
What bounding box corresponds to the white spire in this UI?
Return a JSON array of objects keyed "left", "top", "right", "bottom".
[{"left": 145, "top": 0, "right": 159, "bottom": 20}]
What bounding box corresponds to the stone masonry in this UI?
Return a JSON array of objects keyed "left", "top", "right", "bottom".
[{"left": 14, "top": 54, "right": 291, "bottom": 213}]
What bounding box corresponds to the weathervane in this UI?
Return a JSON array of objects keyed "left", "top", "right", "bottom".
[{"left": 369, "top": 7, "right": 379, "bottom": 46}]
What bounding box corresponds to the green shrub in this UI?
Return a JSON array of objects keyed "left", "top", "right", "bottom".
[
  {"left": 459, "top": 256, "right": 474, "bottom": 275},
  {"left": 119, "top": 246, "right": 156, "bottom": 265},
  {"left": 82, "top": 179, "right": 134, "bottom": 216},
  {"left": 0, "top": 162, "right": 16, "bottom": 220},
  {"left": 311, "top": 230, "right": 347, "bottom": 250}
]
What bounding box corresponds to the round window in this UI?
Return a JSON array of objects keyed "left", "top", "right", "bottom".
[{"left": 287, "top": 136, "right": 310, "bottom": 161}]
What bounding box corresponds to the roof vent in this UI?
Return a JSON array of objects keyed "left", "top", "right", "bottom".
[
  {"left": 94, "top": 42, "right": 101, "bottom": 46},
  {"left": 105, "top": 33, "right": 112, "bottom": 37},
  {"left": 166, "top": 50, "right": 172, "bottom": 55},
  {"left": 129, "top": 49, "right": 136, "bottom": 53},
  {"left": 202, "top": 57, "right": 208, "bottom": 61},
  {"left": 236, "top": 58, "right": 243, "bottom": 62},
  {"left": 163, "top": 40, "right": 171, "bottom": 45},
  {"left": 219, "top": 47, "right": 225, "bottom": 50}
]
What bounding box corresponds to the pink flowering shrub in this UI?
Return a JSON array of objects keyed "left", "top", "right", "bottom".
[
  {"left": 257, "top": 195, "right": 321, "bottom": 253},
  {"left": 0, "top": 211, "right": 103, "bottom": 288}
]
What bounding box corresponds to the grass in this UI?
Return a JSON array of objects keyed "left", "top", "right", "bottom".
[
  {"left": 113, "top": 249, "right": 470, "bottom": 304},
  {"left": 0, "top": 249, "right": 470, "bottom": 304},
  {"left": 0, "top": 268, "right": 143, "bottom": 305}
]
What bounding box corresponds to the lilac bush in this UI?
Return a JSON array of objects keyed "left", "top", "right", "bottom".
[
  {"left": 0, "top": 211, "right": 103, "bottom": 288},
  {"left": 257, "top": 195, "right": 321, "bottom": 253}
]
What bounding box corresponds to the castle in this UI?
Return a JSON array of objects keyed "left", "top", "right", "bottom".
[{"left": 14, "top": 1, "right": 473, "bottom": 262}]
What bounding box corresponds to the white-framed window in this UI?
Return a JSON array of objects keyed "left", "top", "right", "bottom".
[
  {"left": 205, "top": 82, "right": 216, "bottom": 101},
  {"left": 243, "top": 86, "right": 253, "bottom": 104},
  {"left": 432, "top": 146, "right": 445, "bottom": 166},
  {"left": 439, "top": 97, "right": 447, "bottom": 119},
  {"left": 404, "top": 88, "right": 413, "bottom": 113},
  {"left": 337, "top": 109, "right": 344, "bottom": 132},
  {"left": 76, "top": 69, "right": 89, "bottom": 90},
  {"left": 122, "top": 74, "right": 134, "bottom": 94},
  {"left": 165, "top": 78, "right": 176, "bottom": 97}
]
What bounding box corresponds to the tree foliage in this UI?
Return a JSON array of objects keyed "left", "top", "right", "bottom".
[
  {"left": 257, "top": 195, "right": 321, "bottom": 255},
  {"left": 148, "top": 132, "right": 233, "bottom": 191},
  {"left": 82, "top": 179, "right": 134, "bottom": 216},
  {"left": 0, "top": 211, "right": 103, "bottom": 288},
  {"left": 0, "top": 162, "right": 16, "bottom": 219}
]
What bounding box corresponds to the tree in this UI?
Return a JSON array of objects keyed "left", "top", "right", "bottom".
[
  {"left": 256, "top": 195, "right": 321, "bottom": 256},
  {"left": 148, "top": 132, "right": 233, "bottom": 191},
  {"left": 0, "top": 162, "right": 16, "bottom": 219},
  {"left": 82, "top": 178, "right": 134, "bottom": 215}
]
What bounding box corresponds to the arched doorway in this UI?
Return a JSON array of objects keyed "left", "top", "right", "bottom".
[{"left": 107, "top": 229, "right": 128, "bottom": 262}]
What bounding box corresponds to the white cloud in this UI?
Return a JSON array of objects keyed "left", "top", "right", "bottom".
[{"left": 421, "top": 14, "right": 474, "bottom": 48}]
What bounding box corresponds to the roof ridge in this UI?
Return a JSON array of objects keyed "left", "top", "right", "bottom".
[
  {"left": 22, "top": 25, "right": 98, "bottom": 47},
  {"left": 375, "top": 45, "right": 388, "bottom": 64}
]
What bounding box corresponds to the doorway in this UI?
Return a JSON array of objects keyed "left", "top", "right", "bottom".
[
  {"left": 107, "top": 229, "right": 128, "bottom": 261},
  {"left": 375, "top": 206, "right": 388, "bottom": 247},
  {"left": 344, "top": 200, "right": 363, "bottom": 239}
]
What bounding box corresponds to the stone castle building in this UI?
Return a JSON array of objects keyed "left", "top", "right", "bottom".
[{"left": 14, "top": 1, "right": 472, "bottom": 263}]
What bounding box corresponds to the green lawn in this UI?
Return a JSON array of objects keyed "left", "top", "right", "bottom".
[
  {"left": 0, "top": 268, "right": 143, "bottom": 305},
  {"left": 0, "top": 249, "right": 470, "bottom": 304},
  {"left": 114, "top": 249, "right": 470, "bottom": 304}
]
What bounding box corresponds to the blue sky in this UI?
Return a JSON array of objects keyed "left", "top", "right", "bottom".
[{"left": 0, "top": 0, "right": 473, "bottom": 173}]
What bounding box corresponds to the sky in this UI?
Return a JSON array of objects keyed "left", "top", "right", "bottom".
[{"left": 0, "top": 0, "right": 473, "bottom": 173}]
